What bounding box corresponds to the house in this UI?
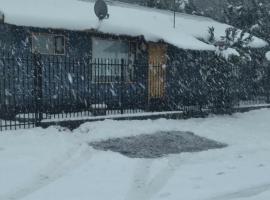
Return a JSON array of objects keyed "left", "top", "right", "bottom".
[{"left": 0, "top": 0, "right": 268, "bottom": 120}]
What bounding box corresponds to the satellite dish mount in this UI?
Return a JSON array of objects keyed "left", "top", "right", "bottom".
[{"left": 94, "top": 0, "right": 109, "bottom": 21}]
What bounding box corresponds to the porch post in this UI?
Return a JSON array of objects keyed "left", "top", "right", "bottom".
[
  {"left": 33, "top": 53, "right": 43, "bottom": 126},
  {"left": 120, "top": 59, "right": 125, "bottom": 114},
  {"left": 267, "top": 65, "right": 270, "bottom": 103}
]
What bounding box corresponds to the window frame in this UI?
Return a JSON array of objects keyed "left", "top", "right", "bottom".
[
  {"left": 54, "top": 35, "right": 65, "bottom": 55},
  {"left": 91, "top": 37, "right": 136, "bottom": 83},
  {"left": 31, "top": 33, "right": 66, "bottom": 55}
]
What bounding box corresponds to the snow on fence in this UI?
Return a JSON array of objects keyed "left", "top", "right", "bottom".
[{"left": 0, "top": 52, "right": 270, "bottom": 131}]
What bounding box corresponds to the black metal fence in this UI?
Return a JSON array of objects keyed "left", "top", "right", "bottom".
[
  {"left": 0, "top": 53, "right": 150, "bottom": 131},
  {"left": 0, "top": 53, "right": 269, "bottom": 131}
]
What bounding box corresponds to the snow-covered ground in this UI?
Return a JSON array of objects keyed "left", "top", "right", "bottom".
[{"left": 1, "top": 109, "right": 270, "bottom": 200}]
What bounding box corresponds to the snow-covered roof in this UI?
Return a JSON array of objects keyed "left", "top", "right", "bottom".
[{"left": 0, "top": 0, "right": 268, "bottom": 51}]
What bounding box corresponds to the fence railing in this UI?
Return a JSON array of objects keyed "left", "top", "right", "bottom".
[{"left": 0, "top": 53, "right": 269, "bottom": 131}]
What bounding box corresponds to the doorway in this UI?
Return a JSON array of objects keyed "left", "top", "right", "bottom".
[{"left": 148, "top": 43, "right": 167, "bottom": 100}]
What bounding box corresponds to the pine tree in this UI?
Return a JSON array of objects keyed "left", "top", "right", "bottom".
[{"left": 223, "top": 0, "right": 270, "bottom": 43}]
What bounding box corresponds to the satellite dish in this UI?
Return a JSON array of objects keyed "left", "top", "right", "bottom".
[{"left": 94, "top": 0, "right": 109, "bottom": 20}]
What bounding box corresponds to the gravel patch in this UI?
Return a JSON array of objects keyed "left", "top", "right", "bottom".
[{"left": 89, "top": 131, "right": 227, "bottom": 158}]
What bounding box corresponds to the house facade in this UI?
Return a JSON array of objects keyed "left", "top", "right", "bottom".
[
  {"left": 0, "top": 22, "right": 180, "bottom": 115},
  {"left": 0, "top": 0, "right": 268, "bottom": 122},
  {"left": 0, "top": 22, "right": 237, "bottom": 117}
]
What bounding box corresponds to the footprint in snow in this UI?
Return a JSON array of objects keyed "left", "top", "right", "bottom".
[
  {"left": 237, "top": 155, "right": 243, "bottom": 159},
  {"left": 216, "top": 172, "right": 226, "bottom": 176},
  {"left": 190, "top": 176, "right": 203, "bottom": 181},
  {"left": 39, "top": 175, "right": 50, "bottom": 181},
  {"left": 159, "top": 192, "right": 171, "bottom": 198},
  {"left": 227, "top": 166, "right": 236, "bottom": 170}
]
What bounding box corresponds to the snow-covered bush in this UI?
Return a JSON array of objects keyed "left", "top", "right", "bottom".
[
  {"left": 266, "top": 51, "right": 270, "bottom": 61},
  {"left": 167, "top": 47, "right": 236, "bottom": 114}
]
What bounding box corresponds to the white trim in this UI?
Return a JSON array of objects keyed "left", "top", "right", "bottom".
[{"left": 41, "top": 111, "right": 184, "bottom": 123}]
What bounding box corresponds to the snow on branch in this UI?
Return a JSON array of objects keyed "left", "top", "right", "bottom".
[{"left": 215, "top": 47, "right": 240, "bottom": 60}]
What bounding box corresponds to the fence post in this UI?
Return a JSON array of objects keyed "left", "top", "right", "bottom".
[
  {"left": 120, "top": 59, "right": 125, "bottom": 114},
  {"left": 267, "top": 66, "right": 270, "bottom": 103},
  {"left": 33, "top": 53, "right": 43, "bottom": 126}
]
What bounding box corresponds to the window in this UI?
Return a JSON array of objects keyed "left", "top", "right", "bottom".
[
  {"left": 55, "top": 36, "right": 65, "bottom": 54},
  {"left": 32, "top": 33, "right": 65, "bottom": 55},
  {"left": 92, "top": 37, "right": 135, "bottom": 83}
]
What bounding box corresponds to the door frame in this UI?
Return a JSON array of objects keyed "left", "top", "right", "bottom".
[{"left": 147, "top": 43, "right": 167, "bottom": 101}]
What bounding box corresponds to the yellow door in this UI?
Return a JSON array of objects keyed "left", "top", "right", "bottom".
[{"left": 148, "top": 43, "right": 167, "bottom": 99}]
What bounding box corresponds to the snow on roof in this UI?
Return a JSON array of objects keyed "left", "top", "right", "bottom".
[{"left": 0, "top": 0, "right": 268, "bottom": 51}]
